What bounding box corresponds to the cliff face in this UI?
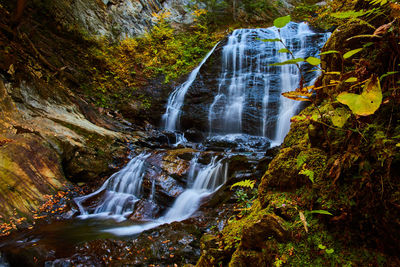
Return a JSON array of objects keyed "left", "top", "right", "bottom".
[{"left": 40, "top": 0, "right": 195, "bottom": 39}]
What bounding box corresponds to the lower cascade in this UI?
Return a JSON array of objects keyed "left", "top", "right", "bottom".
[{"left": 73, "top": 22, "right": 329, "bottom": 236}]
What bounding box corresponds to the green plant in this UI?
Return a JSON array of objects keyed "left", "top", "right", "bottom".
[{"left": 230, "top": 179, "right": 255, "bottom": 190}]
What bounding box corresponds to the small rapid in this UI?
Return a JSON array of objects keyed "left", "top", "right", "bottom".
[{"left": 102, "top": 156, "right": 227, "bottom": 236}]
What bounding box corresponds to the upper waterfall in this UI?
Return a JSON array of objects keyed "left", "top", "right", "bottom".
[{"left": 162, "top": 22, "right": 330, "bottom": 144}]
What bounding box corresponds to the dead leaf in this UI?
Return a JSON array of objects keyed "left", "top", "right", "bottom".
[
  {"left": 299, "top": 211, "right": 308, "bottom": 233},
  {"left": 7, "top": 64, "right": 15, "bottom": 75},
  {"left": 373, "top": 20, "right": 395, "bottom": 36}
]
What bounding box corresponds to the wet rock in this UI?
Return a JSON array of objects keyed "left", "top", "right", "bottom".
[
  {"left": 184, "top": 128, "right": 205, "bottom": 143},
  {"left": 240, "top": 214, "right": 287, "bottom": 250},
  {"left": 228, "top": 155, "right": 252, "bottom": 177},
  {"left": 204, "top": 134, "right": 271, "bottom": 152},
  {"left": 129, "top": 200, "right": 160, "bottom": 221}
]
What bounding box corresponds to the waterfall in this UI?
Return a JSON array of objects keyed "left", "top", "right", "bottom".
[
  {"left": 74, "top": 153, "right": 150, "bottom": 221},
  {"left": 162, "top": 43, "right": 219, "bottom": 132},
  {"left": 103, "top": 157, "right": 227, "bottom": 236},
  {"left": 209, "top": 22, "right": 328, "bottom": 141},
  {"left": 74, "top": 22, "right": 329, "bottom": 237},
  {"left": 163, "top": 22, "right": 329, "bottom": 143}
]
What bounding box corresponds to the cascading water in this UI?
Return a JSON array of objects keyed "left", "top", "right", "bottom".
[
  {"left": 103, "top": 156, "right": 227, "bottom": 236},
  {"left": 74, "top": 153, "right": 150, "bottom": 221},
  {"left": 74, "top": 22, "right": 329, "bottom": 236},
  {"left": 0, "top": 22, "right": 333, "bottom": 266},
  {"left": 163, "top": 44, "right": 219, "bottom": 132},
  {"left": 164, "top": 22, "right": 330, "bottom": 143}
]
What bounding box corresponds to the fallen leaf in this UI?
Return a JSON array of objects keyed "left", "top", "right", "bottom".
[{"left": 299, "top": 211, "right": 308, "bottom": 233}]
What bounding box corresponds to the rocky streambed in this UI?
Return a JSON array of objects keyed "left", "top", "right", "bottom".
[{"left": 0, "top": 130, "right": 277, "bottom": 266}]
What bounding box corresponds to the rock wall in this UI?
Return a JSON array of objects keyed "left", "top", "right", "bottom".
[
  {"left": 0, "top": 76, "right": 135, "bottom": 221},
  {"left": 42, "top": 0, "right": 195, "bottom": 39}
]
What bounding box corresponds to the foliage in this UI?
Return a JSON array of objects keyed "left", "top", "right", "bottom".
[
  {"left": 273, "top": 15, "right": 291, "bottom": 28},
  {"left": 299, "top": 168, "right": 315, "bottom": 183},
  {"left": 337, "top": 75, "right": 383, "bottom": 116},
  {"left": 84, "top": 11, "right": 218, "bottom": 108},
  {"left": 230, "top": 179, "right": 256, "bottom": 190}
]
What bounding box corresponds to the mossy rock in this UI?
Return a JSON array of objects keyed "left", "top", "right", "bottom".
[
  {"left": 321, "top": 21, "right": 373, "bottom": 74},
  {"left": 229, "top": 249, "right": 267, "bottom": 267},
  {"left": 240, "top": 213, "right": 288, "bottom": 250},
  {"left": 258, "top": 147, "right": 327, "bottom": 207},
  {"left": 281, "top": 106, "right": 313, "bottom": 149}
]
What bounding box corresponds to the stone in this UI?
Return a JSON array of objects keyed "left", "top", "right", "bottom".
[
  {"left": 39, "top": 0, "right": 196, "bottom": 40},
  {"left": 240, "top": 214, "right": 287, "bottom": 250}
]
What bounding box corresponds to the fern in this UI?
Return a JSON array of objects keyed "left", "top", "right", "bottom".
[
  {"left": 299, "top": 168, "right": 315, "bottom": 183},
  {"left": 369, "top": 0, "right": 389, "bottom": 5},
  {"left": 230, "top": 179, "right": 255, "bottom": 190}
]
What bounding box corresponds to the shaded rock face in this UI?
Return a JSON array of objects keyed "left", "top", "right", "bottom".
[
  {"left": 0, "top": 77, "right": 132, "bottom": 221},
  {"left": 41, "top": 0, "right": 195, "bottom": 40}
]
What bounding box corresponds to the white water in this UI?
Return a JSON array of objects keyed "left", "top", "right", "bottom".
[
  {"left": 163, "top": 44, "right": 219, "bottom": 132},
  {"left": 74, "top": 23, "right": 329, "bottom": 236},
  {"left": 104, "top": 156, "right": 227, "bottom": 236},
  {"left": 162, "top": 22, "right": 329, "bottom": 143},
  {"left": 209, "top": 23, "right": 326, "bottom": 142},
  {"left": 74, "top": 153, "right": 150, "bottom": 221}
]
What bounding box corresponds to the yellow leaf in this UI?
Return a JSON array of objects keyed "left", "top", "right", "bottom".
[
  {"left": 337, "top": 75, "right": 382, "bottom": 116},
  {"left": 282, "top": 91, "right": 312, "bottom": 101}
]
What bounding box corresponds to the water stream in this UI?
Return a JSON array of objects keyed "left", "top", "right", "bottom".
[{"left": 0, "top": 22, "right": 330, "bottom": 265}]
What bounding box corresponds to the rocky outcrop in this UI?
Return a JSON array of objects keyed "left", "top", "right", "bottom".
[
  {"left": 38, "top": 0, "right": 195, "bottom": 40},
  {"left": 0, "top": 77, "right": 133, "bottom": 221}
]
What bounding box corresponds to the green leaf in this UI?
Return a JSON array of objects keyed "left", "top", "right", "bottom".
[
  {"left": 274, "top": 15, "right": 291, "bottom": 28},
  {"left": 278, "top": 48, "right": 290, "bottom": 53},
  {"left": 318, "top": 244, "right": 327, "bottom": 250},
  {"left": 330, "top": 10, "right": 367, "bottom": 19},
  {"left": 257, "top": 38, "right": 281, "bottom": 42},
  {"left": 337, "top": 76, "right": 382, "bottom": 116},
  {"left": 230, "top": 179, "right": 256, "bottom": 190},
  {"left": 343, "top": 48, "right": 363, "bottom": 59},
  {"left": 299, "top": 169, "right": 315, "bottom": 183},
  {"left": 269, "top": 58, "right": 304, "bottom": 66},
  {"left": 369, "top": 0, "right": 388, "bottom": 6},
  {"left": 310, "top": 210, "right": 333, "bottom": 215},
  {"left": 363, "top": 42, "right": 374, "bottom": 48},
  {"left": 296, "top": 154, "right": 307, "bottom": 169},
  {"left": 396, "top": 143, "right": 400, "bottom": 147},
  {"left": 331, "top": 107, "right": 351, "bottom": 128},
  {"left": 306, "top": 57, "right": 321, "bottom": 66},
  {"left": 345, "top": 77, "right": 358, "bottom": 83},
  {"left": 311, "top": 114, "right": 319, "bottom": 121},
  {"left": 326, "top": 248, "right": 335, "bottom": 254},
  {"left": 380, "top": 71, "right": 399, "bottom": 81},
  {"left": 319, "top": 50, "right": 339, "bottom": 55}
]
